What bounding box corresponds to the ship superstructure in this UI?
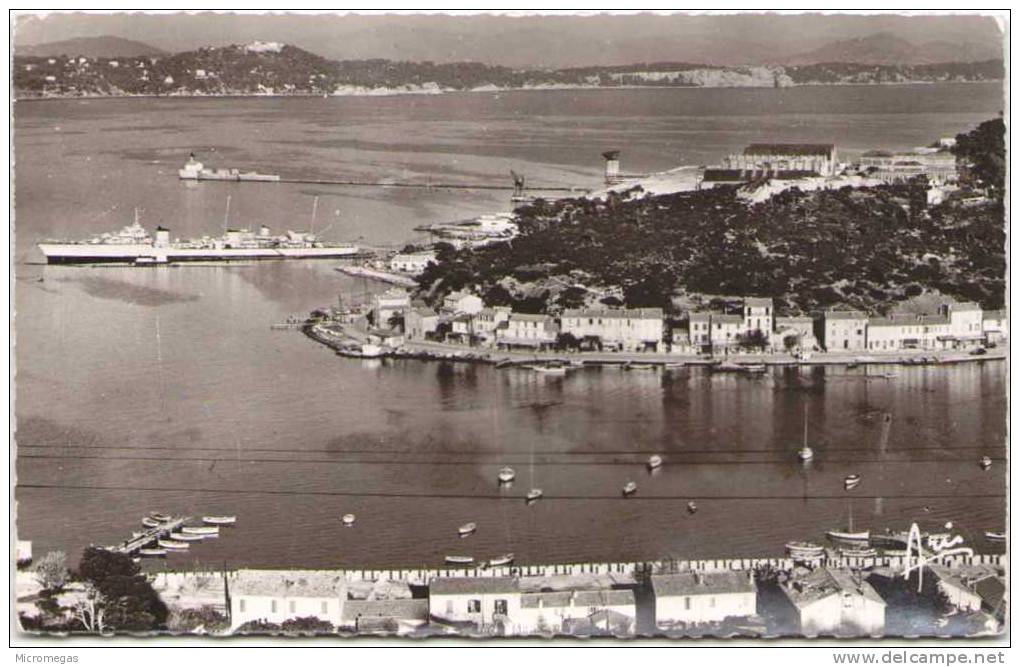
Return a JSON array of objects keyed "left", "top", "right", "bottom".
[{"left": 178, "top": 154, "right": 280, "bottom": 182}]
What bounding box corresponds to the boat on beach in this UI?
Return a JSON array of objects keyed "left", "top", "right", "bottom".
[
  {"left": 458, "top": 522, "right": 477, "bottom": 537},
  {"left": 647, "top": 455, "right": 663, "bottom": 470},
  {"left": 445, "top": 555, "right": 475, "bottom": 565},
  {"left": 785, "top": 541, "right": 825, "bottom": 559},
  {"left": 711, "top": 361, "right": 743, "bottom": 373},
  {"left": 498, "top": 467, "right": 516, "bottom": 483},
  {"left": 622, "top": 481, "right": 637, "bottom": 496},
  {"left": 203, "top": 515, "right": 237, "bottom": 526}
]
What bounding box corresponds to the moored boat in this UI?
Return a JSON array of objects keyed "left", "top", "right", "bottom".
[
  {"left": 980, "top": 456, "right": 993, "bottom": 470},
  {"left": 785, "top": 541, "right": 825, "bottom": 559},
  {"left": 985, "top": 531, "right": 1006, "bottom": 542},
  {"left": 498, "top": 467, "right": 516, "bottom": 483},
  {"left": 798, "top": 447, "right": 814, "bottom": 462},
  {"left": 141, "top": 517, "right": 160, "bottom": 528},
  {"left": 170, "top": 532, "right": 206, "bottom": 542},
  {"left": 624, "top": 362, "right": 655, "bottom": 371},
  {"left": 622, "top": 481, "right": 637, "bottom": 496},
  {"left": 647, "top": 455, "right": 663, "bottom": 470},
  {"left": 844, "top": 474, "right": 862, "bottom": 491},
  {"left": 157, "top": 539, "right": 190, "bottom": 550},
  {"left": 203, "top": 515, "right": 237, "bottom": 526},
  {"left": 711, "top": 361, "right": 742, "bottom": 373},
  {"left": 181, "top": 526, "right": 219, "bottom": 536},
  {"left": 342, "top": 514, "right": 356, "bottom": 526},
  {"left": 445, "top": 555, "right": 475, "bottom": 565},
  {"left": 686, "top": 501, "right": 698, "bottom": 514},
  {"left": 826, "top": 529, "right": 870, "bottom": 545},
  {"left": 840, "top": 547, "right": 878, "bottom": 558},
  {"left": 524, "top": 364, "right": 567, "bottom": 375},
  {"left": 138, "top": 548, "right": 167, "bottom": 557},
  {"left": 487, "top": 554, "right": 514, "bottom": 567},
  {"left": 525, "top": 489, "right": 543, "bottom": 503},
  {"left": 740, "top": 363, "right": 767, "bottom": 374},
  {"left": 458, "top": 522, "right": 477, "bottom": 537},
  {"left": 149, "top": 512, "right": 171, "bottom": 522}
]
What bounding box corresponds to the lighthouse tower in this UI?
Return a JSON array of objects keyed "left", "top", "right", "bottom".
[{"left": 602, "top": 150, "right": 621, "bottom": 185}]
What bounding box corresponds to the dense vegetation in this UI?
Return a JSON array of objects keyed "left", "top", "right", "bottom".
[
  {"left": 13, "top": 44, "right": 1005, "bottom": 97},
  {"left": 954, "top": 116, "right": 1006, "bottom": 196},
  {"left": 418, "top": 121, "right": 1005, "bottom": 317}
]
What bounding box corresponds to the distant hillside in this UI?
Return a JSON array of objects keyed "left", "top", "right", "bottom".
[
  {"left": 12, "top": 41, "right": 1006, "bottom": 99},
  {"left": 787, "top": 32, "right": 1001, "bottom": 65},
  {"left": 16, "top": 35, "right": 166, "bottom": 58}
]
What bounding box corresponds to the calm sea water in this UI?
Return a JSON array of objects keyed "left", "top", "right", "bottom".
[{"left": 14, "top": 85, "right": 1006, "bottom": 569}]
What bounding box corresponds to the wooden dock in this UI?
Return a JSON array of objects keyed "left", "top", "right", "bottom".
[{"left": 110, "top": 517, "right": 190, "bottom": 554}]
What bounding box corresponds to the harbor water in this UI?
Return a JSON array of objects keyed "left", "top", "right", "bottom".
[{"left": 14, "top": 84, "right": 1006, "bottom": 568}]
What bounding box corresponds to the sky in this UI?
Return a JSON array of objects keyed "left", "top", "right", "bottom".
[{"left": 11, "top": 11, "right": 1005, "bottom": 67}]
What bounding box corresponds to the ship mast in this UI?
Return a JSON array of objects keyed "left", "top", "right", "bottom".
[
  {"left": 223, "top": 195, "right": 232, "bottom": 234},
  {"left": 310, "top": 196, "right": 319, "bottom": 237}
]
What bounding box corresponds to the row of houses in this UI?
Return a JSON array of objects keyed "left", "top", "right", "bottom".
[
  {"left": 170, "top": 560, "right": 1002, "bottom": 637},
  {"left": 373, "top": 287, "right": 1006, "bottom": 355}
]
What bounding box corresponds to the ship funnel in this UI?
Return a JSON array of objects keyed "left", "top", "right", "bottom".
[{"left": 602, "top": 150, "right": 621, "bottom": 184}]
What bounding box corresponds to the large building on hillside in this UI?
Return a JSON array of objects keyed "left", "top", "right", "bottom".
[{"left": 724, "top": 143, "right": 839, "bottom": 177}]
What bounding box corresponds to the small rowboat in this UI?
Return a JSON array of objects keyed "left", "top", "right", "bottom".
[
  {"left": 149, "top": 512, "right": 171, "bottom": 522},
  {"left": 342, "top": 514, "right": 356, "bottom": 526},
  {"left": 686, "top": 501, "right": 698, "bottom": 514},
  {"left": 487, "top": 553, "right": 514, "bottom": 567},
  {"left": 202, "top": 515, "right": 236, "bottom": 526},
  {"left": 622, "top": 481, "right": 637, "bottom": 496},
  {"left": 138, "top": 548, "right": 167, "bottom": 558},
  {"left": 980, "top": 456, "right": 993, "bottom": 470},
  {"left": 157, "top": 539, "right": 190, "bottom": 550},
  {"left": 141, "top": 517, "right": 160, "bottom": 528},
  {"left": 985, "top": 531, "right": 1006, "bottom": 542},
  {"left": 798, "top": 447, "right": 814, "bottom": 462},
  {"left": 458, "top": 522, "right": 477, "bottom": 537},
  {"left": 170, "top": 532, "right": 206, "bottom": 542},
  {"left": 844, "top": 474, "right": 862, "bottom": 491},
  {"left": 525, "top": 489, "right": 543, "bottom": 503},
  {"left": 624, "top": 363, "right": 655, "bottom": 371},
  {"left": 498, "top": 467, "right": 516, "bottom": 483},
  {"left": 181, "top": 526, "right": 219, "bottom": 536},
  {"left": 740, "top": 363, "right": 767, "bottom": 374},
  {"left": 647, "top": 455, "right": 663, "bottom": 470},
  {"left": 445, "top": 555, "right": 475, "bottom": 565},
  {"left": 524, "top": 364, "right": 567, "bottom": 375}
]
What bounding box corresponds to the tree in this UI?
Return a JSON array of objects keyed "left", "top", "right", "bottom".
[
  {"left": 556, "top": 331, "right": 580, "bottom": 351},
  {"left": 76, "top": 547, "right": 167, "bottom": 632},
  {"left": 556, "top": 286, "right": 588, "bottom": 310},
  {"left": 387, "top": 312, "right": 405, "bottom": 331},
  {"left": 34, "top": 551, "right": 69, "bottom": 592},
  {"left": 73, "top": 583, "right": 107, "bottom": 634},
  {"left": 782, "top": 332, "right": 801, "bottom": 353},
  {"left": 737, "top": 329, "right": 769, "bottom": 352},
  {"left": 281, "top": 616, "right": 335, "bottom": 634},
  {"left": 954, "top": 116, "right": 1005, "bottom": 194}
]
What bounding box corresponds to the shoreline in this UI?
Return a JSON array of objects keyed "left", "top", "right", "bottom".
[
  {"left": 304, "top": 323, "right": 1006, "bottom": 369},
  {"left": 13, "top": 79, "right": 1003, "bottom": 102}
]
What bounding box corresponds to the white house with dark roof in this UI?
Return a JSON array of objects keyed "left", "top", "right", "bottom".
[
  {"left": 227, "top": 569, "right": 347, "bottom": 631},
  {"left": 516, "top": 589, "right": 636, "bottom": 636},
  {"left": 560, "top": 307, "right": 664, "bottom": 352},
  {"left": 496, "top": 313, "right": 558, "bottom": 349},
  {"left": 778, "top": 567, "right": 886, "bottom": 637},
  {"left": 651, "top": 571, "right": 757, "bottom": 628},
  {"left": 821, "top": 310, "right": 869, "bottom": 351},
  {"left": 428, "top": 577, "right": 521, "bottom": 631}
]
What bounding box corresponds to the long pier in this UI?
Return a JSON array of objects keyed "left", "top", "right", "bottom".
[{"left": 110, "top": 516, "right": 190, "bottom": 554}]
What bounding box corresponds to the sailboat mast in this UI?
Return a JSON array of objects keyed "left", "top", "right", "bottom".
[
  {"left": 310, "top": 196, "right": 319, "bottom": 236},
  {"left": 223, "top": 195, "right": 232, "bottom": 234},
  {"left": 803, "top": 408, "right": 808, "bottom": 447}
]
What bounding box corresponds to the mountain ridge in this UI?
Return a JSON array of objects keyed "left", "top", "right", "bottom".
[{"left": 16, "top": 35, "right": 165, "bottom": 58}]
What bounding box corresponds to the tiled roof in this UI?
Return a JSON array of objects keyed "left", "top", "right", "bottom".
[
  {"left": 983, "top": 309, "right": 1006, "bottom": 321},
  {"left": 974, "top": 576, "right": 1005, "bottom": 612},
  {"left": 781, "top": 568, "right": 885, "bottom": 609},
  {"left": 688, "top": 312, "right": 712, "bottom": 322},
  {"left": 562, "top": 308, "right": 664, "bottom": 320},
  {"left": 341, "top": 598, "right": 428, "bottom": 622},
  {"left": 824, "top": 310, "right": 868, "bottom": 321},
  {"left": 429, "top": 577, "right": 520, "bottom": 595},
  {"left": 776, "top": 316, "right": 813, "bottom": 324},
  {"left": 702, "top": 169, "right": 751, "bottom": 182},
  {"left": 229, "top": 570, "right": 347, "bottom": 598},
  {"left": 744, "top": 143, "right": 835, "bottom": 157},
  {"left": 509, "top": 313, "right": 553, "bottom": 323},
  {"left": 651, "top": 571, "right": 755, "bottom": 598},
  {"left": 918, "top": 315, "right": 950, "bottom": 325},
  {"left": 713, "top": 314, "right": 744, "bottom": 324},
  {"left": 946, "top": 302, "right": 982, "bottom": 312},
  {"left": 743, "top": 297, "right": 773, "bottom": 308}
]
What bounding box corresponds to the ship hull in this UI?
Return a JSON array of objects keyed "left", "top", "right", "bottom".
[{"left": 38, "top": 243, "right": 359, "bottom": 265}]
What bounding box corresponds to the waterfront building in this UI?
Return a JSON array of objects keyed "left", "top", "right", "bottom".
[
  {"left": 685, "top": 312, "right": 712, "bottom": 351},
  {"left": 497, "top": 313, "right": 559, "bottom": 350},
  {"left": 772, "top": 316, "right": 818, "bottom": 352},
  {"left": 709, "top": 313, "right": 745, "bottom": 352},
  {"left": 724, "top": 144, "right": 839, "bottom": 177},
  {"left": 516, "top": 589, "right": 636, "bottom": 636},
  {"left": 650, "top": 571, "right": 757, "bottom": 629},
  {"left": 560, "top": 307, "right": 664, "bottom": 353},
  {"left": 982, "top": 309, "right": 1008, "bottom": 344},
  {"left": 859, "top": 150, "right": 958, "bottom": 184},
  {"left": 866, "top": 315, "right": 920, "bottom": 351},
  {"left": 441, "top": 290, "right": 484, "bottom": 316},
  {"left": 371, "top": 288, "right": 411, "bottom": 328},
  {"left": 227, "top": 569, "right": 348, "bottom": 631},
  {"left": 390, "top": 251, "right": 437, "bottom": 276},
  {"left": 777, "top": 567, "right": 886, "bottom": 637},
  {"left": 940, "top": 302, "right": 985, "bottom": 346},
  {"left": 743, "top": 297, "right": 774, "bottom": 334},
  {"left": 820, "top": 311, "right": 869, "bottom": 352},
  {"left": 404, "top": 305, "right": 440, "bottom": 341},
  {"left": 472, "top": 306, "right": 512, "bottom": 346},
  {"left": 917, "top": 314, "right": 953, "bottom": 350},
  {"left": 428, "top": 577, "right": 521, "bottom": 632},
  {"left": 339, "top": 598, "right": 429, "bottom": 635}
]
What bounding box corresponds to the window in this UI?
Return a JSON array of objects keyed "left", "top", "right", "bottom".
[
  {"left": 494, "top": 599, "right": 508, "bottom": 615},
  {"left": 239, "top": 599, "right": 246, "bottom": 613},
  {"left": 271, "top": 600, "right": 277, "bottom": 613},
  {"left": 468, "top": 599, "right": 481, "bottom": 613},
  {"left": 289, "top": 600, "right": 296, "bottom": 614},
  {"left": 684, "top": 597, "right": 691, "bottom": 610},
  {"left": 321, "top": 601, "right": 329, "bottom": 614}
]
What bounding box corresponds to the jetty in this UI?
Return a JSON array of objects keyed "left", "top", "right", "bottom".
[{"left": 110, "top": 516, "right": 190, "bottom": 555}]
